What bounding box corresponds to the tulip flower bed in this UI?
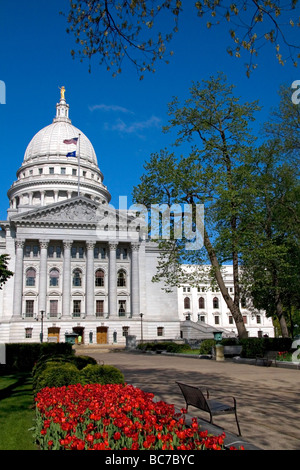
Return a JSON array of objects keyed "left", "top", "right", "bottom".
[{"left": 34, "top": 383, "right": 239, "bottom": 450}]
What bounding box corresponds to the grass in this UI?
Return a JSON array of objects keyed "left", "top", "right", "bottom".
[{"left": 0, "top": 372, "right": 37, "bottom": 450}]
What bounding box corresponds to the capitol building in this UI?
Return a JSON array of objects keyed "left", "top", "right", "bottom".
[{"left": 0, "top": 89, "right": 274, "bottom": 345}]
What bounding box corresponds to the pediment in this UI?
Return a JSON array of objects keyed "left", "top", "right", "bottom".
[{"left": 10, "top": 196, "right": 139, "bottom": 230}]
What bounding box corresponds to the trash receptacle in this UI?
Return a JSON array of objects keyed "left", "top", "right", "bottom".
[{"left": 65, "top": 333, "right": 78, "bottom": 344}]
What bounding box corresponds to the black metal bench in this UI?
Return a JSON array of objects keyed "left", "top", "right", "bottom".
[
  {"left": 255, "top": 350, "right": 278, "bottom": 367},
  {"left": 176, "top": 382, "right": 241, "bottom": 436}
]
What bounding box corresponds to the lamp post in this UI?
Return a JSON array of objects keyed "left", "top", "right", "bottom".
[
  {"left": 213, "top": 330, "right": 224, "bottom": 361},
  {"left": 36, "top": 310, "right": 44, "bottom": 343},
  {"left": 139, "top": 313, "right": 144, "bottom": 344}
]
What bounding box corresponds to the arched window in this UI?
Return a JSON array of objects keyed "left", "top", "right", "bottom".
[
  {"left": 184, "top": 297, "right": 190, "bottom": 309},
  {"left": 73, "top": 268, "right": 82, "bottom": 287},
  {"left": 213, "top": 297, "right": 219, "bottom": 309},
  {"left": 198, "top": 297, "right": 205, "bottom": 309},
  {"left": 26, "top": 268, "right": 36, "bottom": 287},
  {"left": 49, "top": 268, "right": 59, "bottom": 287},
  {"left": 117, "top": 269, "right": 126, "bottom": 287},
  {"left": 95, "top": 269, "right": 104, "bottom": 287}
]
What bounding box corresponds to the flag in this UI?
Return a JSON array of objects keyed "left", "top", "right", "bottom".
[
  {"left": 66, "top": 151, "right": 76, "bottom": 157},
  {"left": 63, "top": 137, "right": 78, "bottom": 145}
]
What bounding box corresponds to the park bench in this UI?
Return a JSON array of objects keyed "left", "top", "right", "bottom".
[
  {"left": 176, "top": 382, "right": 241, "bottom": 436},
  {"left": 255, "top": 350, "right": 278, "bottom": 367}
]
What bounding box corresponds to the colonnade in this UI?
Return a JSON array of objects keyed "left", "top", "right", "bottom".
[{"left": 12, "top": 239, "right": 140, "bottom": 319}]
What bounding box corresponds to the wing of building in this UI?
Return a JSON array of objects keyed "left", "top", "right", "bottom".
[
  {"left": 178, "top": 265, "right": 274, "bottom": 340},
  {"left": 0, "top": 90, "right": 274, "bottom": 345}
]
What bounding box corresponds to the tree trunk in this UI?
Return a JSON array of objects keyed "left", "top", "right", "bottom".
[
  {"left": 204, "top": 228, "right": 248, "bottom": 339},
  {"left": 275, "top": 295, "right": 289, "bottom": 338}
]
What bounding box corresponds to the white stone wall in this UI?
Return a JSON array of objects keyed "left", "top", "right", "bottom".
[{"left": 178, "top": 265, "right": 274, "bottom": 338}]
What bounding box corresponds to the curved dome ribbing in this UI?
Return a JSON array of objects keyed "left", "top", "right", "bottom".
[{"left": 24, "top": 121, "right": 97, "bottom": 164}]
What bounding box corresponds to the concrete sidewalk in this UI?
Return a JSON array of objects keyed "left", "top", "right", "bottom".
[{"left": 74, "top": 347, "right": 300, "bottom": 451}]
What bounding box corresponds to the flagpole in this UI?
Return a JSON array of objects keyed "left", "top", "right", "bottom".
[{"left": 78, "top": 133, "right": 81, "bottom": 196}]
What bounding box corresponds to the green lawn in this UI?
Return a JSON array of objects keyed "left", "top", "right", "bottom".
[{"left": 0, "top": 373, "right": 37, "bottom": 450}]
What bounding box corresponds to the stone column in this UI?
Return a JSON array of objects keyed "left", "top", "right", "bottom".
[
  {"left": 38, "top": 240, "right": 49, "bottom": 315},
  {"left": 12, "top": 239, "right": 24, "bottom": 317},
  {"left": 108, "top": 242, "right": 118, "bottom": 317},
  {"left": 131, "top": 243, "right": 140, "bottom": 317},
  {"left": 62, "top": 240, "right": 72, "bottom": 318},
  {"left": 86, "top": 241, "right": 95, "bottom": 317}
]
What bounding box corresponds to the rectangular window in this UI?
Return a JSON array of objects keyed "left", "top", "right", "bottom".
[
  {"left": 33, "top": 245, "right": 39, "bottom": 257},
  {"left": 78, "top": 246, "right": 84, "bottom": 258},
  {"left": 71, "top": 246, "right": 77, "bottom": 258},
  {"left": 214, "top": 316, "right": 220, "bottom": 325},
  {"left": 50, "top": 300, "right": 58, "bottom": 317},
  {"left": 256, "top": 315, "right": 261, "bottom": 324},
  {"left": 61, "top": 167, "right": 66, "bottom": 175},
  {"left": 25, "top": 245, "right": 31, "bottom": 257},
  {"left": 39, "top": 168, "right": 43, "bottom": 175},
  {"left": 73, "top": 300, "right": 81, "bottom": 317},
  {"left": 122, "top": 326, "right": 129, "bottom": 337},
  {"left": 118, "top": 300, "right": 126, "bottom": 316},
  {"left": 72, "top": 169, "right": 77, "bottom": 176},
  {"left": 25, "top": 300, "right": 34, "bottom": 317},
  {"left": 243, "top": 315, "right": 248, "bottom": 324},
  {"left": 56, "top": 246, "right": 61, "bottom": 258},
  {"left": 157, "top": 327, "right": 164, "bottom": 337},
  {"left": 25, "top": 328, "right": 33, "bottom": 339},
  {"left": 96, "top": 300, "right": 104, "bottom": 316},
  {"left": 48, "top": 246, "right": 54, "bottom": 258},
  {"left": 49, "top": 167, "right": 54, "bottom": 174},
  {"left": 94, "top": 247, "right": 99, "bottom": 259},
  {"left": 229, "top": 316, "right": 234, "bottom": 324}
]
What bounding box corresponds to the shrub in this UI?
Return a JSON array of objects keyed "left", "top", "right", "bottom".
[
  {"left": 32, "top": 356, "right": 77, "bottom": 392},
  {"left": 80, "top": 364, "right": 124, "bottom": 385},
  {"left": 239, "top": 337, "right": 293, "bottom": 358},
  {"left": 137, "top": 341, "right": 191, "bottom": 353},
  {"left": 199, "top": 339, "right": 215, "bottom": 355},
  {"left": 221, "top": 338, "right": 239, "bottom": 346},
  {"left": 165, "top": 343, "right": 192, "bottom": 353},
  {"left": 4, "top": 342, "right": 73, "bottom": 372},
  {"left": 34, "top": 363, "right": 81, "bottom": 394},
  {"left": 72, "top": 355, "right": 97, "bottom": 370}
]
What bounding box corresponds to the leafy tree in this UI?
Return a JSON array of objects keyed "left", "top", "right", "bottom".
[
  {"left": 64, "top": 1, "right": 300, "bottom": 78},
  {"left": 133, "top": 73, "right": 261, "bottom": 339},
  {"left": 243, "top": 86, "right": 300, "bottom": 336},
  {"left": 265, "top": 84, "right": 300, "bottom": 159},
  {"left": 0, "top": 254, "right": 13, "bottom": 289},
  {"left": 64, "top": 0, "right": 181, "bottom": 78}
]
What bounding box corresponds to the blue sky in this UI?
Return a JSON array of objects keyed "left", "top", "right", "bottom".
[{"left": 0, "top": 0, "right": 299, "bottom": 220}]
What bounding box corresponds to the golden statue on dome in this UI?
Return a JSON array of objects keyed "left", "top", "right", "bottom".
[{"left": 59, "top": 86, "right": 66, "bottom": 100}]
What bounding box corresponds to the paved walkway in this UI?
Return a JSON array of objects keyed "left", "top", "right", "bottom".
[{"left": 74, "top": 347, "right": 300, "bottom": 451}]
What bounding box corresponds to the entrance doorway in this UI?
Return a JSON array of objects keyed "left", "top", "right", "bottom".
[
  {"left": 73, "top": 326, "right": 84, "bottom": 344},
  {"left": 48, "top": 327, "right": 60, "bottom": 342},
  {"left": 97, "top": 327, "right": 108, "bottom": 344}
]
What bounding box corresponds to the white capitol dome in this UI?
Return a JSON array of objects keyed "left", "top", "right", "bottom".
[
  {"left": 7, "top": 87, "right": 111, "bottom": 216},
  {"left": 24, "top": 121, "right": 97, "bottom": 164}
]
